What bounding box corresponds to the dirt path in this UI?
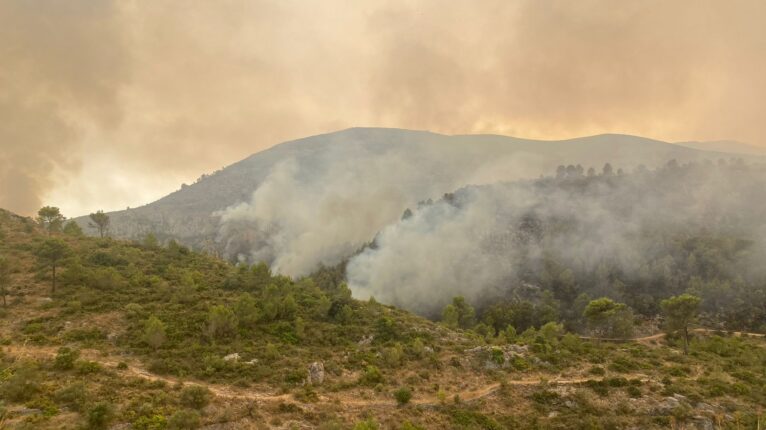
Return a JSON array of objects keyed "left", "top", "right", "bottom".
[
  {"left": 2, "top": 343, "right": 291, "bottom": 403},
  {"left": 580, "top": 328, "right": 765, "bottom": 344}
]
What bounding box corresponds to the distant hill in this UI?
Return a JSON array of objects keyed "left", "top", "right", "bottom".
[
  {"left": 676, "top": 140, "right": 766, "bottom": 156},
  {"left": 74, "top": 127, "right": 759, "bottom": 275}
]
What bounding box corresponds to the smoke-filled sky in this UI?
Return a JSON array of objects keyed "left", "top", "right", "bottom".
[{"left": 2, "top": 0, "right": 765, "bottom": 217}]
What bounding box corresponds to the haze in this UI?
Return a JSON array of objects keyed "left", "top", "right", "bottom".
[{"left": 2, "top": 0, "right": 765, "bottom": 217}]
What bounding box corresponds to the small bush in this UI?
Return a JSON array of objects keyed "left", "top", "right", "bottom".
[
  {"left": 1, "top": 366, "right": 40, "bottom": 402},
  {"left": 530, "top": 389, "right": 559, "bottom": 405},
  {"left": 64, "top": 328, "right": 106, "bottom": 343},
  {"left": 180, "top": 385, "right": 211, "bottom": 410},
  {"left": 277, "top": 402, "right": 302, "bottom": 413},
  {"left": 510, "top": 357, "right": 530, "bottom": 371},
  {"left": 360, "top": 365, "right": 384, "bottom": 385},
  {"left": 627, "top": 385, "right": 642, "bottom": 398},
  {"left": 606, "top": 377, "right": 629, "bottom": 387},
  {"left": 394, "top": 387, "right": 413, "bottom": 405},
  {"left": 353, "top": 419, "right": 379, "bottom": 430},
  {"left": 87, "top": 402, "right": 115, "bottom": 430},
  {"left": 53, "top": 347, "right": 80, "bottom": 370},
  {"left": 168, "top": 409, "right": 201, "bottom": 429},
  {"left": 54, "top": 382, "right": 87, "bottom": 411},
  {"left": 608, "top": 357, "right": 640, "bottom": 373},
  {"left": 76, "top": 360, "right": 102, "bottom": 375},
  {"left": 588, "top": 366, "right": 605, "bottom": 376},
  {"left": 586, "top": 379, "right": 609, "bottom": 397}
]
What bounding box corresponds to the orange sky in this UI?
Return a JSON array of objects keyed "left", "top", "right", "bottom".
[{"left": 1, "top": 0, "right": 765, "bottom": 217}]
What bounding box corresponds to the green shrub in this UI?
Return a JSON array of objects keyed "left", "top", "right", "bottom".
[
  {"left": 125, "top": 303, "right": 144, "bottom": 319},
  {"left": 394, "top": 387, "right": 413, "bottom": 405},
  {"left": 76, "top": 360, "right": 102, "bottom": 375},
  {"left": 490, "top": 348, "right": 505, "bottom": 365},
  {"left": 64, "top": 328, "right": 106, "bottom": 343},
  {"left": 588, "top": 366, "right": 605, "bottom": 376},
  {"left": 168, "top": 409, "right": 201, "bottom": 429},
  {"left": 383, "top": 343, "right": 404, "bottom": 367},
  {"left": 277, "top": 402, "right": 302, "bottom": 413},
  {"left": 206, "top": 305, "right": 238, "bottom": 339},
  {"left": 53, "top": 347, "right": 80, "bottom": 370},
  {"left": 449, "top": 408, "right": 502, "bottom": 430},
  {"left": 143, "top": 315, "right": 167, "bottom": 349},
  {"left": 608, "top": 357, "right": 640, "bottom": 373},
  {"left": 606, "top": 377, "right": 629, "bottom": 387},
  {"left": 530, "top": 389, "right": 559, "bottom": 405},
  {"left": 511, "top": 357, "right": 530, "bottom": 371},
  {"left": 360, "top": 365, "right": 384, "bottom": 385},
  {"left": 353, "top": 419, "right": 380, "bottom": 430},
  {"left": 1, "top": 365, "right": 40, "bottom": 402},
  {"left": 180, "top": 385, "right": 211, "bottom": 410},
  {"left": 627, "top": 385, "right": 642, "bottom": 398},
  {"left": 87, "top": 402, "right": 115, "bottom": 430},
  {"left": 132, "top": 414, "right": 167, "bottom": 430},
  {"left": 586, "top": 379, "right": 609, "bottom": 396},
  {"left": 54, "top": 382, "right": 87, "bottom": 411}
]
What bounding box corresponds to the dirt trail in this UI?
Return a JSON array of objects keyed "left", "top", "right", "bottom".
[
  {"left": 2, "top": 343, "right": 291, "bottom": 403},
  {"left": 580, "top": 328, "right": 765, "bottom": 344}
]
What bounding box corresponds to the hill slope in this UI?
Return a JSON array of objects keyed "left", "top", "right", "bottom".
[
  {"left": 2, "top": 209, "right": 766, "bottom": 429},
  {"left": 74, "top": 128, "right": 753, "bottom": 276}
]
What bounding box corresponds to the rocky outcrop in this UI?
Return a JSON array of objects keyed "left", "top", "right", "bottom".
[{"left": 307, "top": 361, "right": 324, "bottom": 385}]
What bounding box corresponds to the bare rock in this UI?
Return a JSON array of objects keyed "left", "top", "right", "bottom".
[
  {"left": 358, "top": 334, "right": 374, "bottom": 346},
  {"left": 223, "top": 353, "right": 240, "bottom": 362},
  {"left": 653, "top": 396, "right": 681, "bottom": 415},
  {"left": 690, "top": 416, "right": 714, "bottom": 430},
  {"left": 307, "top": 361, "right": 325, "bottom": 385}
]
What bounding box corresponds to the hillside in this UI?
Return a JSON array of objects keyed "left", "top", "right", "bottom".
[
  {"left": 2, "top": 208, "right": 766, "bottom": 429},
  {"left": 349, "top": 160, "right": 766, "bottom": 329},
  {"left": 73, "top": 128, "right": 756, "bottom": 277}
]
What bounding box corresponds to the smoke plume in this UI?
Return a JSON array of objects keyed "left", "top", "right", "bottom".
[
  {"left": 347, "top": 162, "right": 766, "bottom": 315},
  {"left": 2, "top": 1, "right": 766, "bottom": 216}
]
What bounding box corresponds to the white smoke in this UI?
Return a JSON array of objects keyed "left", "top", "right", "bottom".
[
  {"left": 347, "top": 163, "right": 766, "bottom": 315},
  {"left": 216, "top": 131, "right": 545, "bottom": 275}
]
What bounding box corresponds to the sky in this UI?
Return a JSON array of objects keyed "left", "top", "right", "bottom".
[{"left": 1, "top": 0, "right": 765, "bottom": 217}]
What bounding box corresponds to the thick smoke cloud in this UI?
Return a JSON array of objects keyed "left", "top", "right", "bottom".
[
  {"left": 0, "top": 1, "right": 128, "bottom": 215},
  {"left": 347, "top": 163, "right": 766, "bottom": 315},
  {"left": 216, "top": 130, "right": 545, "bottom": 275},
  {"left": 2, "top": 1, "right": 766, "bottom": 216}
]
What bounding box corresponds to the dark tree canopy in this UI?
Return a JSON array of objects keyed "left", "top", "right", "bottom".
[
  {"left": 89, "top": 210, "right": 111, "bottom": 238},
  {"left": 35, "top": 238, "right": 70, "bottom": 294},
  {"left": 37, "top": 206, "right": 65, "bottom": 235}
]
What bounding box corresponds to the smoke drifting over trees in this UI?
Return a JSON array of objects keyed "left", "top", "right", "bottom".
[
  {"left": 347, "top": 160, "right": 766, "bottom": 327},
  {"left": 213, "top": 129, "right": 738, "bottom": 277}
]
